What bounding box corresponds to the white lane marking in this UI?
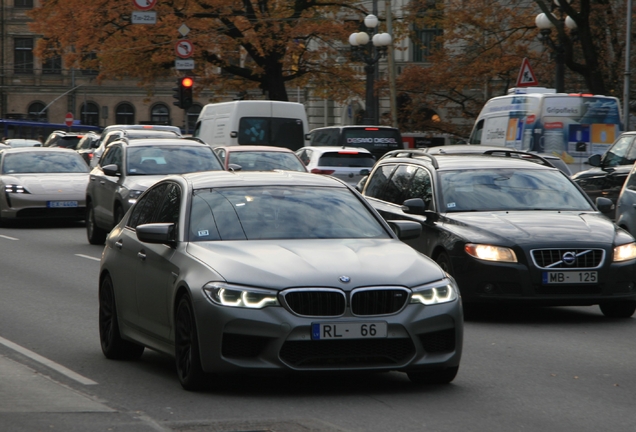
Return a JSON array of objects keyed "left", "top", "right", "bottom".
[
  {"left": 75, "top": 254, "right": 101, "bottom": 262},
  {"left": 0, "top": 336, "right": 98, "bottom": 385},
  {"left": 0, "top": 235, "right": 19, "bottom": 240}
]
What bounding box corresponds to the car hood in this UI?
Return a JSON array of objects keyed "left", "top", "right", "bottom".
[
  {"left": 446, "top": 211, "right": 621, "bottom": 246},
  {"left": 187, "top": 239, "right": 446, "bottom": 289},
  {"left": 2, "top": 173, "right": 88, "bottom": 194},
  {"left": 124, "top": 175, "right": 170, "bottom": 191},
  {"left": 572, "top": 165, "right": 632, "bottom": 180}
]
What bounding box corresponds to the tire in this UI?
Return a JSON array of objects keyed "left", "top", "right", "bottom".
[
  {"left": 175, "top": 295, "right": 207, "bottom": 391},
  {"left": 407, "top": 366, "right": 459, "bottom": 385},
  {"left": 99, "top": 275, "right": 145, "bottom": 360},
  {"left": 86, "top": 202, "right": 108, "bottom": 245},
  {"left": 435, "top": 251, "right": 453, "bottom": 274},
  {"left": 599, "top": 301, "right": 636, "bottom": 318}
]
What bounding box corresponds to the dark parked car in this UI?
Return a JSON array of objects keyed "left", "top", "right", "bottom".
[
  {"left": 213, "top": 145, "right": 307, "bottom": 172},
  {"left": 98, "top": 170, "right": 463, "bottom": 390},
  {"left": 308, "top": 125, "right": 402, "bottom": 160},
  {"left": 572, "top": 131, "right": 636, "bottom": 219},
  {"left": 43, "top": 131, "right": 86, "bottom": 149},
  {"left": 359, "top": 149, "right": 636, "bottom": 318},
  {"left": 86, "top": 138, "right": 223, "bottom": 245},
  {"left": 75, "top": 131, "right": 101, "bottom": 164}
]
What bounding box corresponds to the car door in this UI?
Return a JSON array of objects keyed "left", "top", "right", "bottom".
[
  {"left": 91, "top": 144, "right": 122, "bottom": 226},
  {"left": 134, "top": 182, "right": 181, "bottom": 340}
]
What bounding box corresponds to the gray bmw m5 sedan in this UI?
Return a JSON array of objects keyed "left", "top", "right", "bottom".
[{"left": 98, "top": 170, "right": 463, "bottom": 390}]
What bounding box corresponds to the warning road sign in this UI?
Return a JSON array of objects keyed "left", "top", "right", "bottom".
[{"left": 516, "top": 58, "right": 539, "bottom": 87}]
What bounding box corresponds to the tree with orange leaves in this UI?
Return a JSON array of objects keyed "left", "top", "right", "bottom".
[{"left": 29, "top": 0, "right": 368, "bottom": 102}]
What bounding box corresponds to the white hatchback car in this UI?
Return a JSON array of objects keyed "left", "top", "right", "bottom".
[{"left": 296, "top": 146, "right": 376, "bottom": 185}]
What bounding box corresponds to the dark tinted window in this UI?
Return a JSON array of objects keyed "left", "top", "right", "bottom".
[
  {"left": 318, "top": 152, "right": 375, "bottom": 168},
  {"left": 126, "top": 146, "right": 222, "bottom": 175},
  {"left": 364, "top": 164, "right": 397, "bottom": 198},
  {"left": 380, "top": 165, "right": 415, "bottom": 205},
  {"left": 405, "top": 167, "right": 433, "bottom": 209},
  {"left": 189, "top": 186, "right": 387, "bottom": 241},
  {"left": 237, "top": 117, "right": 305, "bottom": 150},
  {"left": 341, "top": 128, "right": 402, "bottom": 156},
  {"left": 155, "top": 184, "right": 181, "bottom": 225},
  {"left": 101, "top": 145, "right": 122, "bottom": 168},
  {"left": 228, "top": 151, "right": 306, "bottom": 171},
  {"left": 54, "top": 136, "right": 82, "bottom": 149},
  {"left": 603, "top": 135, "right": 635, "bottom": 167},
  {"left": 128, "top": 183, "right": 170, "bottom": 228}
]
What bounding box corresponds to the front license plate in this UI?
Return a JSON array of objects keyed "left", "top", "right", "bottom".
[
  {"left": 542, "top": 271, "right": 598, "bottom": 284},
  {"left": 311, "top": 322, "right": 387, "bottom": 340},
  {"left": 47, "top": 201, "right": 79, "bottom": 208}
]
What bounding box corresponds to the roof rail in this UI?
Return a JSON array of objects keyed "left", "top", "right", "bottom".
[
  {"left": 379, "top": 149, "right": 439, "bottom": 169},
  {"left": 481, "top": 149, "right": 555, "bottom": 168}
]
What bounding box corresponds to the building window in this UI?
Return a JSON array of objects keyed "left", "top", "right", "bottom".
[
  {"left": 186, "top": 104, "right": 202, "bottom": 133},
  {"left": 42, "top": 55, "right": 62, "bottom": 74},
  {"left": 14, "top": 0, "right": 34, "bottom": 8},
  {"left": 14, "top": 38, "right": 34, "bottom": 74},
  {"left": 81, "top": 52, "right": 99, "bottom": 75},
  {"left": 28, "top": 102, "right": 47, "bottom": 121},
  {"left": 115, "top": 103, "right": 135, "bottom": 125},
  {"left": 151, "top": 104, "right": 170, "bottom": 125},
  {"left": 79, "top": 102, "right": 100, "bottom": 126},
  {"left": 412, "top": 28, "right": 443, "bottom": 62}
]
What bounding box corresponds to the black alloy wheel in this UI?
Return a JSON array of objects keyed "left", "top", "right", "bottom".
[
  {"left": 114, "top": 205, "right": 125, "bottom": 226},
  {"left": 435, "top": 252, "right": 453, "bottom": 274},
  {"left": 99, "top": 275, "right": 144, "bottom": 360},
  {"left": 87, "top": 202, "right": 108, "bottom": 245},
  {"left": 175, "top": 295, "right": 207, "bottom": 390}
]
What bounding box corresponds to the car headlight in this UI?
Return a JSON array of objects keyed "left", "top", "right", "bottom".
[
  {"left": 5, "top": 184, "right": 30, "bottom": 194},
  {"left": 203, "top": 282, "right": 280, "bottom": 309},
  {"left": 127, "top": 189, "right": 144, "bottom": 205},
  {"left": 614, "top": 242, "right": 636, "bottom": 262},
  {"left": 465, "top": 243, "right": 517, "bottom": 263},
  {"left": 410, "top": 278, "right": 458, "bottom": 305}
]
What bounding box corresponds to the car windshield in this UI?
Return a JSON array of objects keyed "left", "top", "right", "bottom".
[
  {"left": 2, "top": 152, "right": 89, "bottom": 174},
  {"left": 227, "top": 151, "right": 305, "bottom": 171},
  {"left": 189, "top": 186, "right": 389, "bottom": 241},
  {"left": 439, "top": 168, "right": 594, "bottom": 212},
  {"left": 127, "top": 146, "right": 222, "bottom": 175}
]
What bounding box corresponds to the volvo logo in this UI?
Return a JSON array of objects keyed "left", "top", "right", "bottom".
[
  {"left": 562, "top": 251, "right": 577, "bottom": 266},
  {"left": 339, "top": 276, "right": 351, "bottom": 283}
]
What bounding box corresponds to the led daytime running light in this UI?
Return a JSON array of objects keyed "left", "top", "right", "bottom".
[{"left": 204, "top": 283, "right": 279, "bottom": 309}]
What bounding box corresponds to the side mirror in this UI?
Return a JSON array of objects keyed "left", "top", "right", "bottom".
[
  {"left": 387, "top": 220, "right": 422, "bottom": 240},
  {"left": 230, "top": 131, "right": 238, "bottom": 138},
  {"left": 402, "top": 198, "right": 427, "bottom": 215},
  {"left": 359, "top": 168, "right": 370, "bottom": 176},
  {"left": 355, "top": 176, "right": 368, "bottom": 192},
  {"left": 136, "top": 223, "right": 176, "bottom": 245},
  {"left": 305, "top": 133, "right": 311, "bottom": 141},
  {"left": 228, "top": 163, "right": 242, "bottom": 172},
  {"left": 588, "top": 154, "right": 602, "bottom": 167},
  {"left": 595, "top": 197, "right": 614, "bottom": 214},
  {"left": 102, "top": 164, "right": 120, "bottom": 176}
]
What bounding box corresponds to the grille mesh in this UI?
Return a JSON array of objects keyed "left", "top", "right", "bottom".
[
  {"left": 279, "top": 338, "right": 415, "bottom": 367},
  {"left": 532, "top": 249, "right": 604, "bottom": 269},
  {"left": 351, "top": 288, "right": 409, "bottom": 315},
  {"left": 283, "top": 290, "right": 346, "bottom": 316},
  {"left": 418, "top": 329, "right": 456, "bottom": 353}
]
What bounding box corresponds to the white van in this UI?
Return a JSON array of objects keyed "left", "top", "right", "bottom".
[
  {"left": 468, "top": 87, "right": 623, "bottom": 173},
  {"left": 192, "top": 101, "right": 309, "bottom": 151}
]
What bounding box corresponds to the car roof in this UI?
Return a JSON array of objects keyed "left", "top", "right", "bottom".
[
  {"left": 113, "top": 138, "right": 208, "bottom": 148},
  {"left": 1, "top": 146, "right": 78, "bottom": 154},
  {"left": 180, "top": 170, "right": 350, "bottom": 189},
  {"left": 299, "top": 146, "right": 373, "bottom": 154},
  {"left": 217, "top": 145, "right": 296, "bottom": 153},
  {"left": 5, "top": 138, "right": 41, "bottom": 144},
  {"left": 102, "top": 124, "right": 181, "bottom": 133},
  {"left": 383, "top": 152, "right": 556, "bottom": 172}
]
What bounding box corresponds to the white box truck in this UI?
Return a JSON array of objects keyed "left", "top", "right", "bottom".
[
  {"left": 468, "top": 87, "right": 623, "bottom": 173},
  {"left": 192, "top": 100, "right": 309, "bottom": 151}
]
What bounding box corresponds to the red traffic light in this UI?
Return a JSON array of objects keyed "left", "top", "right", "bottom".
[{"left": 181, "top": 77, "right": 194, "bottom": 88}]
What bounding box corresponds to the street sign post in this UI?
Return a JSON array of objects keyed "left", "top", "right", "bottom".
[{"left": 65, "top": 112, "right": 74, "bottom": 127}]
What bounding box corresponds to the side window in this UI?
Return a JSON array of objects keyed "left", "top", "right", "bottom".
[
  {"left": 406, "top": 168, "right": 433, "bottom": 209},
  {"left": 625, "top": 138, "right": 636, "bottom": 163},
  {"left": 155, "top": 184, "right": 181, "bottom": 225},
  {"left": 469, "top": 120, "right": 484, "bottom": 144},
  {"left": 364, "top": 164, "right": 397, "bottom": 198},
  {"left": 127, "top": 183, "right": 170, "bottom": 228},
  {"left": 381, "top": 165, "right": 416, "bottom": 205},
  {"left": 626, "top": 167, "right": 636, "bottom": 191},
  {"left": 100, "top": 145, "right": 121, "bottom": 168},
  {"left": 297, "top": 149, "right": 311, "bottom": 165},
  {"left": 604, "top": 136, "right": 633, "bottom": 167}
]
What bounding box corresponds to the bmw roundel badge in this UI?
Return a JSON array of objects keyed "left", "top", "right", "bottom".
[{"left": 339, "top": 276, "right": 351, "bottom": 283}]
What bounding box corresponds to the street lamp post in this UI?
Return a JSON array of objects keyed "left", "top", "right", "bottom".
[
  {"left": 535, "top": 3, "right": 577, "bottom": 93},
  {"left": 349, "top": 14, "right": 392, "bottom": 125}
]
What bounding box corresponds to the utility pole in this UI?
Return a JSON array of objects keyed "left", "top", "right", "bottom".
[{"left": 385, "top": 0, "right": 398, "bottom": 128}]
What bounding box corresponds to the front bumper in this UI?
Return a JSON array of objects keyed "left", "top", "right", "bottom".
[
  {"left": 1, "top": 193, "right": 86, "bottom": 220},
  {"left": 193, "top": 297, "right": 463, "bottom": 375}
]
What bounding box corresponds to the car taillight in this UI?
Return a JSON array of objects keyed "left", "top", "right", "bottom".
[
  {"left": 311, "top": 168, "right": 336, "bottom": 175},
  {"left": 88, "top": 153, "right": 93, "bottom": 160},
  {"left": 338, "top": 151, "right": 359, "bottom": 155},
  {"left": 364, "top": 127, "right": 379, "bottom": 131}
]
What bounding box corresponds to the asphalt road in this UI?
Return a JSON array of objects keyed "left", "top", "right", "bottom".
[{"left": 1, "top": 220, "right": 635, "bottom": 432}]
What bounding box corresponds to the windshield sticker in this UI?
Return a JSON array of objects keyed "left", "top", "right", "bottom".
[
  {"left": 197, "top": 230, "right": 209, "bottom": 236},
  {"left": 447, "top": 202, "right": 456, "bottom": 208}
]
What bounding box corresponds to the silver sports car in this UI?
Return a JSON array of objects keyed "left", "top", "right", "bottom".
[
  {"left": 0, "top": 147, "right": 89, "bottom": 223},
  {"left": 99, "top": 171, "right": 463, "bottom": 390}
]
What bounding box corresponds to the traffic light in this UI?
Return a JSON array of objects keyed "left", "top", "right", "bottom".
[{"left": 172, "top": 76, "right": 194, "bottom": 109}]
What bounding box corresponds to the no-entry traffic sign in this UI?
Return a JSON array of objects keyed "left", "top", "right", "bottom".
[{"left": 65, "top": 112, "right": 74, "bottom": 127}]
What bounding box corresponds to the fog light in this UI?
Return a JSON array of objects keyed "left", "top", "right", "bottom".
[{"left": 483, "top": 283, "right": 496, "bottom": 294}]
